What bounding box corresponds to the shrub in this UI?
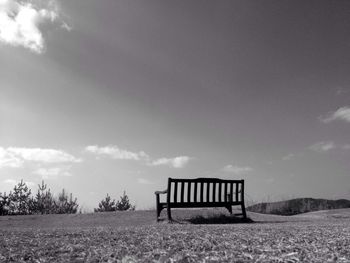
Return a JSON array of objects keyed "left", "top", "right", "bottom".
[
  {"left": 8, "top": 180, "right": 32, "bottom": 215},
  {"left": 0, "top": 179, "right": 79, "bottom": 216},
  {"left": 95, "top": 191, "right": 135, "bottom": 212},
  {"left": 35, "top": 181, "right": 55, "bottom": 214},
  {"left": 54, "top": 189, "right": 79, "bottom": 214},
  {"left": 116, "top": 191, "right": 135, "bottom": 211},
  {"left": 0, "top": 192, "right": 10, "bottom": 216},
  {"left": 94, "top": 194, "right": 117, "bottom": 212}
]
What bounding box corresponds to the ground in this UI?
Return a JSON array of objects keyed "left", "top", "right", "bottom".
[{"left": 0, "top": 208, "right": 350, "bottom": 262}]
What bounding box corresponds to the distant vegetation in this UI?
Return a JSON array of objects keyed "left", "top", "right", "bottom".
[
  {"left": 247, "top": 198, "right": 350, "bottom": 215},
  {"left": 0, "top": 180, "right": 78, "bottom": 216},
  {"left": 94, "top": 191, "right": 135, "bottom": 212},
  {"left": 0, "top": 180, "right": 137, "bottom": 216}
]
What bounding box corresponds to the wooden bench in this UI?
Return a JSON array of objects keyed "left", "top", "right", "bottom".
[{"left": 155, "top": 177, "right": 247, "bottom": 221}]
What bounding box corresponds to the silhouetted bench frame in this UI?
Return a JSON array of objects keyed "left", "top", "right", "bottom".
[{"left": 155, "top": 178, "right": 247, "bottom": 221}]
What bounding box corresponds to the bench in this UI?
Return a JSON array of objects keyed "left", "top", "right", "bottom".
[{"left": 155, "top": 177, "right": 247, "bottom": 221}]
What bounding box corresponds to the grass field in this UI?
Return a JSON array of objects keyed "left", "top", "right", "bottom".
[{"left": 0, "top": 208, "right": 350, "bottom": 262}]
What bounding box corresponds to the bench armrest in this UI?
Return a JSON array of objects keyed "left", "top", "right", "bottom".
[{"left": 155, "top": 190, "right": 167, "bottom": 195}]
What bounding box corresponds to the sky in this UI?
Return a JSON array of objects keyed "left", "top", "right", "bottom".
[{"left": 1, "top": 0, "right": 350, "bottom": 211}]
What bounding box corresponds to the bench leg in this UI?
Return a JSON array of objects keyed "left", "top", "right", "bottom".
[
  {"left": 226, "top": 206, "right": 232, "bottom": 214},
  {"left": 167, "top": 206, "right": 172, "bottom": 221},
  {"left": 156, "top": 194, "right": 161, "bottom": 221},
  {"left": 241, "top": 203, "right": 247, "bottom": 219},
  {"left": 156, "top": 206, "right": 162, "bottom": 221}
]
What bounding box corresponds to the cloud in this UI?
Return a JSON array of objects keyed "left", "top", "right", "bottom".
[
  {"left": 319, "top": 107, "right": 350, "bottom": 123},
  {"left": 222, "top": 165, "right": 253, "bottom": 175},
  {"left": 25, "top": 181, "right": 35, "bottom": 187},
  {"left": 61, "top": 21, "right": 71, "bottom": 31},
  {"left": 0, "top": 147, "right": 23, "bottom": 168},
  {"left": 3, "top": 178, "right": 16, "bottom": 185},
  {"left": 85, "top": 145, "right": 149, "bottom": 161},
  {"left": 336, "top": 87, "right": 349, "bottom": 96},
  {"left": 342, "top": 144, "right": 350, "bottom": 150},
  {"left": 7, "top": 147, "right": 82, "bottom": 163},
  {"left": 266, "top": 177, "right": 275, "bottom": 184},
  {"left": 0, "top": 147, "right": 81, "bottom": 168},
  {"left": 150, "top": 156, "right": 191, "bottom": 168},
  {"left": 85, "top": 145, "right": 192, "bottom": 169},
  {"left": 32, "top": 167, "right": 72, "bottom": 179},
  {"left": 309, "top": 141, "right": 336, "bottom": 153},
  {"left": 137, "top": 178, "right": 154, "bottom": 185},
  {"left": 3, "top": 179, "right": 34, "bottom": 187},
  {"left": 282, "top": 154, "right": 295, "bottom": 161},
  {"left": 308, "top": 142, "right": 350, "bottom": 152},
  {"left": 0, "top": 0, "right": 69, "bottom": 53}
]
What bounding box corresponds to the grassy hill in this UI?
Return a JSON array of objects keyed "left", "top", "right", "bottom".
[
  {"left": 0, "top": 208, "right": 350, "bottom": 262},
  {"left": 247, "top": 198, "right": 350, "bottom": 215}
]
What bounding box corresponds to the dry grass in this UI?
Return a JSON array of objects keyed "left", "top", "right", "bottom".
[{"left": 0, "top": 208, "right": 350, "bottom": 262}]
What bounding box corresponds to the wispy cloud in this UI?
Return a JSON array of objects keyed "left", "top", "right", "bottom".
[
  {"left": 319, "top": 107, "right": 350, "bottom": 124},
  {"left": 266, "top": 177, "right": 275, "bottom": 184},
  {"left": 308, "top": 142, "right": 350, "bottom": 152},
  {"left": 150, "top": 156, "right": 191, "bottom": 168},
  {"left": 0, "top": 147, "right": 23, "bottom": 168},
  {"left": 0, "top": 147, "right": 81, "bottom": 168},
  {"left": 3, "top": 179, "right": 34, "bottom": 187},
  {"left": 222, "top": 165, "right": 253, "bottom": 175},
  {"left": 7, "top": 147, "right": 81, "bottom": 163},
  {"left": 309, "top": 141, "right": 336, "bottom": 153},
  {"left": 336, "top": 87, "right": 349, "bottom": 96},
  {"left": 3, "top": 178, "right": 16, "bottom": 185},
  {"left": 32, "top": 167, "right": 72, "bottom": 179},
  {"left": 0, "top": 0, "right": 69, "bottom": 53},
  {"left": 342, "top": 144, "right": 350, "bottom": 150},
  {"left": 85, "top": 145, "right": 149, "bottom": 161},
  {"left": 282, "top": 154, "right": 295, "bottom": 161},
  {"left": 137, "top": 178, "right": 154, "bottom": 185},
  {"left": 85, "top": 145, "right": 192, "bottom": 169}
]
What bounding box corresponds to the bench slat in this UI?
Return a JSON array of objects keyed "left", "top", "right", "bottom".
[
  {"left": 181, "top": 182, "right": 185, "bottom": 203},
  {"left": 212, "top": 182, "right": 216, "bottom": 202},
  {"left": 187, "top": 182, "right": 191, "bottom": 203},
  {"left": 206, "top": 182, "right": 210, "bottom": 202},
  {"left": 200, "top": 182, "right": 204, "bottom": 202},
  {"left": 236, "top": 182, "right": 239, "bottom": 202},
  {"left": 174, "top": 181, "right": 178, "bottom": 203},
  {"left": 218, "top": 182, "right": 222, "bottom": 202},
  {"left": 194, "top": 182, "right": 197, "bottom": 203}
]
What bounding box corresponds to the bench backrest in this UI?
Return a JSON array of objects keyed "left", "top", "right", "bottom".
[{"left": 166, "top": 178, "right": 244, "bottom": 204}]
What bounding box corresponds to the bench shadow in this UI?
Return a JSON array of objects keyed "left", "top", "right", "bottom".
[{"left": 186, "top": 214, "right": 254, "bottom": 224}]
